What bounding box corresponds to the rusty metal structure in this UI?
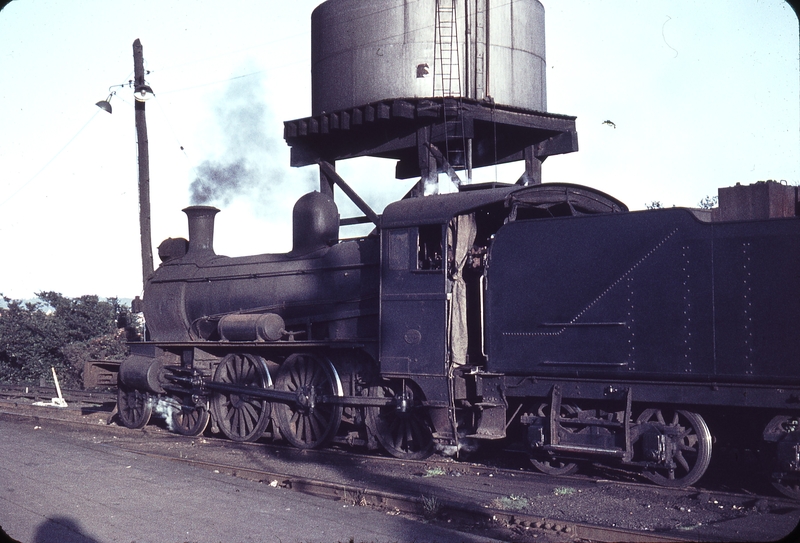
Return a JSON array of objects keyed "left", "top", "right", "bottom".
[
  {"left": 114, "top": 0, "right": 800, "bottom": 501},
  {"left": 293, "top": 0, "right": 571, "bottom": 192}
]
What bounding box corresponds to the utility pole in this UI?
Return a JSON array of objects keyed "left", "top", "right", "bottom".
[{"left": 133, "top": 39, "right": 154, "bottom": 289}]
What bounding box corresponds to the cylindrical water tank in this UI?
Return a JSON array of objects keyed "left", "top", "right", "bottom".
[{"left": 311, "top": 0, "right": 546, "bottom": 115}]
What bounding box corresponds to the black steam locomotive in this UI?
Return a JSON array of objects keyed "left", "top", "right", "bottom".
[{"left": 116, "top": 179, "right": 800, "bottom": 499}]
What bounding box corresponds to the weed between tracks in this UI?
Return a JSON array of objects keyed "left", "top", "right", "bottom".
[
  {"left": 421, "top": 494, "right": 441, "bottom": 519},
  {"left": 491, "top": 494, "right": 530, "bottom": 511},
  {"left": 342, "top": 489, "right": 368, "bottom": 507},
  {"left": 422, "top": 466, "right": 447, "bottom": 477}
]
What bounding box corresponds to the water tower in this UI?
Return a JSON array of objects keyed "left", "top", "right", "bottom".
[{"left": 284, "top": 0, "right": 578, "bottom": 217}]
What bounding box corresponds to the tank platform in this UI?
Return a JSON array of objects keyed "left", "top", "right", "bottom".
[{"left": 284, "top": 97, "right": 578, "bottom": 182}]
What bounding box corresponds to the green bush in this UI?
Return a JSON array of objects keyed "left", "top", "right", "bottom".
[{"left": 0, "top": 292, "right": 132, "bottom": 388}]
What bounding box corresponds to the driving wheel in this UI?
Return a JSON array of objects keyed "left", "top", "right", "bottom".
[
  {"left": 274, "top": 352, "right": 343, "bottom": 449},
  {"left": 210, "top": 353, "right": 272, "bottom": 442},
  {"left": 365, "top": 381, "right": 434, "bottom": 460}
]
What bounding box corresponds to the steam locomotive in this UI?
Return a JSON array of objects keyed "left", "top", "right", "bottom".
[{"left": 116, "top": 179, "right": 800, "bottom": 499}]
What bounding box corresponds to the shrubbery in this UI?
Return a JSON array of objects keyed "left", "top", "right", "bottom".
[{"left": 0, "top": 292, "right": 135, "bottom": 388}]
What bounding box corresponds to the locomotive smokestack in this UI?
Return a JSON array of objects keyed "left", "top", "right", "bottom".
[{"left": 183, "top": 205, "right": 220, "bottom": 257}]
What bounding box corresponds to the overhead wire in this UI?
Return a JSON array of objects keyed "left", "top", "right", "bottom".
[
  {"left": 152, "top": 96, "right": 189, "bottom": 159},
  {"left": 2, "top": 0, "right": 522, "bottom": 209},
  {"left": 0, "top": 109, "right": 103, "bottom": 209}
]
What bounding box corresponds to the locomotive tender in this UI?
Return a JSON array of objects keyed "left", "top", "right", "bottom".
[{"left": 117, "top": 178, "right": 800, "bottom": 498}]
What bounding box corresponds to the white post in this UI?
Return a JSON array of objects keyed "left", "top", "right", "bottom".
[{"left": 51, "top": 367, "right": 65, "bottom": 405}]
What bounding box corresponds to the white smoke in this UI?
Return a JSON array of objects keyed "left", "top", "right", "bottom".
[{"left": 152, "top": 397, "right": 178, "bottom": 433}]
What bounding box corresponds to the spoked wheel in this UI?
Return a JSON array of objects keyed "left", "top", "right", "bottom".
[
  {"left": 529, "top": 403, "right": 579, "bottom": 476},
  {"left": 365, "top": 381, "right": 434, "bottom": 460},
  {"left": 210, "top": 353, "right": 272, "bottom": 442},
  {"left": 530, "top": 456, "right": 579, "bottom": 476},
  {"left": 774, "top": 478, "right": 800, "bottom": 501},
  {"left": 117, "top": 384, "right": 152, "bottom": 429},
  {"left": 636, "top": 408, "right": 712, "bottom": 487},
  {"left": 170, "top": 396, "right": 210, "bottom": 436},
  {"left": 274, "top": 352, "right": 343, "bottom": 449},
  {"left": 764, "top": 416, "right": 800, "bottom": 500}
]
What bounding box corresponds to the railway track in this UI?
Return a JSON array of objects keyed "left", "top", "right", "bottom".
[
  {"left": 120, "top": 446, "right": 690, "bottom": 543},
  {"left": 1, "top": 393, "right": 798, "bottom": 543},
  {"left": 138, "top": 438, "right": 796, "bottom": 543},
  {"left": 0, "top": 383, "right": 116, "bottom": 406}
]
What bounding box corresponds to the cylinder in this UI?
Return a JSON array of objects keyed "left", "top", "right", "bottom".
[
  {"left": 311, "top": 0, "right": 546, "bottom": 115},
  {"left": 119, "top": 355, "right": 166, "bottom": 394}
]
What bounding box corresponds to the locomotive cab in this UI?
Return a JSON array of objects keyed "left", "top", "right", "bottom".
[
  {"left": 379, "top": 182, "right": 629, "bottom": 378},
  {"left": 377, "top": 183, "right": 628, "bottom": 445},
  {"left": 379, "top": 185, "right": 517, "bottom": 378}
]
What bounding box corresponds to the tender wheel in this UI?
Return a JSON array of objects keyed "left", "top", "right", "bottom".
[
  {"left": 170, "top": 397, "right": 210, "bottom": 436},
  {"left": 274, "top": 353, "right": 343, "bottom": 449},
  {"left": 774, "top": 478, "right": 800, "bottom": 501},
  {"left": 636, "top": 408, "right": 712, "bottom": 487},
  {"left": 529, "top": 403, "right": 579, "bottom": 475},
  {"left": 117, "top": 384, "right": 152, "bottom": 429},
  {"left": 211, "top": 353, "right": 272, "bottom": 442},
  {"left": 764, "top": 416, "right": 800, "bottom": 500},
  {"left": 365, "top": 381, "right": 434, "bottom": 460},
  {"left": 530, "top": 457, "right": 579, "bottom": 476}
]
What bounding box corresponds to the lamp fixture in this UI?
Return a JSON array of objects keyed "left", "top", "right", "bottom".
[
  {"left": 95, "top": 80, "right": 155, "bottom": 112},
  {"left": 95, "top": 90, "right": 116, "bottom": 114},
  {"left": 134, "top": 84, "right": 154, "bottom": 102}
]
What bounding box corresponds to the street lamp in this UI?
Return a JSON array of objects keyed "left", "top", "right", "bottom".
[
  {"left": 133, "top": 84, "right": 154, "bottom": 102},
  {"left": 133, "top": 39, "right": 154, "bottom": 286},
  {"left": 93, "top": 39, "right": 155, "bottom": 292},
  {"left": 95, "top": 86, "right": 124, "bottom": 114},
  {"left": 95, "top": 92, "right": 115, "bottom": 113}
]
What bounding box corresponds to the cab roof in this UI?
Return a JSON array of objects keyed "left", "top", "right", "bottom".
[{"left": 380, "top": 183, "right": 627, "bottom": 228}]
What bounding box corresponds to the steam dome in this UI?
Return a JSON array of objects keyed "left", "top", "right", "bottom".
[{"left": 292, "top": 192, "right": 340, "bottom": 254}]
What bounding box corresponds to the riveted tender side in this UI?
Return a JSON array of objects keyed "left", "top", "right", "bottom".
[{"left": 482, "top": 183, "right": 800, "bottom": 494}]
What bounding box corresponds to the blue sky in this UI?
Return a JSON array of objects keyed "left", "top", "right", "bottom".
[{"left": 0, "top": 0, "right": 797, "bottom": 300}]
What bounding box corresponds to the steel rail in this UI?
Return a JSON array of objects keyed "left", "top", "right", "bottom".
[
  {"left": 0, "top": 384, "right": 115, "bottom": 404},
  {"left": 119, "top": 446, "right": 692, "bottom": 543}
]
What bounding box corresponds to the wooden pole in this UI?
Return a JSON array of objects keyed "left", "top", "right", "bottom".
[{"left": 133, "top": 39, "right": 154, "bottom": 288}]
